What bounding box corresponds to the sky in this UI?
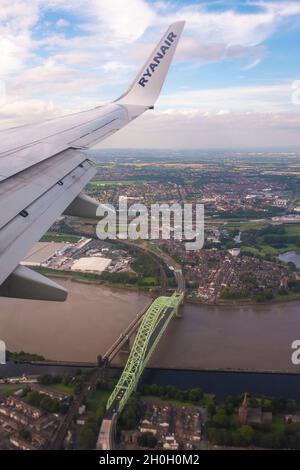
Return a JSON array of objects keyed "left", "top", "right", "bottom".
[{"left": 1, "top": 0, "right": 300, "bottom": 149}]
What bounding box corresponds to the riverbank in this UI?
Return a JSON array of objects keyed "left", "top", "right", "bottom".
[
  {"left": 38, "top": 267, "right": 300, "bottom": 307},
  {"left": 5, "top": 359, "right": 300, "bottom": 376},
  {"left": 2, "top": 363, "right": 300, "bottom": 401},
  {"left": 187, "top": 292, "right": 300, "bottom": 307},
  {"left": 35, "top": 267, "right": 160, "bottom": 295}
]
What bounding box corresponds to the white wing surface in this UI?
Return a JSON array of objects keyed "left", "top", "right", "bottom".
[{"left": 0, "top": 22, "right": 185, "bottom": 301}]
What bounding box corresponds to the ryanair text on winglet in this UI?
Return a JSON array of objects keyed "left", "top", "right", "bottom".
[{"left": 138, "top": 31, "right": 177, "bottom": 87}]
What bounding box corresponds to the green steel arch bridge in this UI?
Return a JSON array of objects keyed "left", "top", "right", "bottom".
[
  {"left": 97, "top": 253, "right": 185, "bottom": 450},
  {"left": 97, "top": 290, "right": 184, "bottom": 449},
  {"left": 106, "top": 291, "right": 184, "bottom": 414}
]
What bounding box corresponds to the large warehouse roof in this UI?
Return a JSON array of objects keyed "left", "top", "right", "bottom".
[
  {"left": 70, "top": 257, "right": 111, "bottom": 274},
  {"left": 22, "top": 242, "right": 68, "bottom": 266}
]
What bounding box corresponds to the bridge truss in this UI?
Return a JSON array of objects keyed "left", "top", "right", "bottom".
[{"left": 106, "top": 292, "right": 183, "bottom": 413}]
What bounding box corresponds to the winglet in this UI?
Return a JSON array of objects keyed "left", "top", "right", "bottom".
[{"left": 116, "top": 21, "right": 185, "bottom": 107}]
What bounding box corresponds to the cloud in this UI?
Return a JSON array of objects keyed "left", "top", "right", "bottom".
[
  {"left": 0, "top": 0, "right": 39, "bottom": 75},
  {"left": 88, "top": 0, "right": 155, "bottom": 42},
  {"left": 159, "top": 83, "right": 294, "bottom": 113},
  {"left": 158, "top": 1, "right": 300, "bottom": 63},
  {"left": 0, "top": 97, "right": 69, "bottom": 128},
  {"left": 1, "top": 0, "right": 300, "bottom": 150},
  {"left": 97, "top": 108, "right": 300, "bottom": 149},
  {"left": 55, "top": 18, "right": 70, "bottom": 28}
]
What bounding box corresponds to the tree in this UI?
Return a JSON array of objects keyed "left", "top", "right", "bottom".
[
  {"left": 78, "top": 426, "right": 97, "bottom": 449},
  {"left": 96, "top": 402, "right": 106, "bottom": 422},
  {"left": 188, "top": 388, "right": 203, "bottom": 403},
  {"left": 138, "top": 432, "right": 158, "bottom": 448},
  {"left": 237, "top": 425, "right": 254, "bottom": 446},
  {"left": 212, "top": 409, "right": 230, "bottom": 428},
  {"left": 27, "top": 391, "right": 41, "bottom": 407},
  {"left": 78, "top": 416, "right": 99, "bottom": 449},
  {"left": 38, "top": 374, "right": 53, "bottom": 386},
  {"left": 120, "top": 397, "right": 142, "bottom": 430},
  {"left": 19, "top": 428, "right": 31, "bottom": 441}
]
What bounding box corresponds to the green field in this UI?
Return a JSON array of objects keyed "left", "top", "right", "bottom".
[
  {"left": 0, "top": 384, "right": 23, "bottom": 396},
  {"left": 225, "top": 221, "right": 269, "bottom": 231},
  {"left": 238, "top": 223, "right": 300, "bottom": 257},
  {"left": 40, "top": 233, "right": 80, "bottom": 243},
  {"left": 242, "top": 243, "right": 299, "bottom": 257},
  {"left": 51, "top": 383, "right": 74, "bottom": 394},
  {"left": 285, "top": 225, "right": 300, "bottom": 236}
]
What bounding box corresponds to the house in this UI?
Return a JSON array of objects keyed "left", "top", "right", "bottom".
[
  {"left": 285, "top": 414, "right": 300, "bottom": 424},
  {"left": 163, "top": 435, "right": 179, "bottom": 450}
]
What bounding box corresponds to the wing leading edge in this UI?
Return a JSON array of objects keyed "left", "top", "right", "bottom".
[{"left": 0, "top": 21, "right": 185, "bottom": 301}]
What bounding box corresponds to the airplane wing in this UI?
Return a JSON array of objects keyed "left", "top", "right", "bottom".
[{"left": 0, "top": 21, "right": 185, "bottom": 301}]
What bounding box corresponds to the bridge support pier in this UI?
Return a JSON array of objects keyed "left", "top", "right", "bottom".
[
  {"left": 113, "top": 338, "right": 131, "bottom": 365},
  {"left": 120, "top": 338, "right": 131, "bottom": 354},
  {"left": 175, "top": 304, "right": 183, "bottom": 318}
]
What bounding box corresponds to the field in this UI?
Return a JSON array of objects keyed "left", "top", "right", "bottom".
[
  {"left": 51, "top": 383, "right": 74, "bottom": 394},
  {"left": 241, "top": 243, "right": 299, "bottom": 257},
  {"left": 239, "top": 223, "right": 300, "bottom": 257},
  {"left": 0, "top": 384, "right": 23, "bottom": 396},
  {"left": 40, "top": 233, "right": 80, "bottom": 243}
]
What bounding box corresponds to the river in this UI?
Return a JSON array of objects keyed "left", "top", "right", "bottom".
[
  {"left": 0, "top": 279, "right": 300, "bottom": 373},
  {"left": 278, "top": 250, "right": 300, "bottom": 268},
  {"left": 0, "top": 280, "right": 149, "bottom": 362}
]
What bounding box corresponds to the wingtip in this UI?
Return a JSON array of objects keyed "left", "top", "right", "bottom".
[
  {"left": 173, "top": 20, "right": 186, "bottom": 26},
  {"left": 171, "top": 20, "right": 186, "bottom": 29},
  {"left": 116, "top": 19, "right": 185, "bottom": 107}
]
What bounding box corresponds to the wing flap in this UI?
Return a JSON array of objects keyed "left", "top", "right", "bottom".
[{"left": 0, "top": 149, "right": 91, "bottom": 229}]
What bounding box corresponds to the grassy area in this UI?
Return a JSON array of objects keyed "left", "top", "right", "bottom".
[
  {"left": 0, "top": 384, "right": 23, "bottom": 396},
  {"left": 260, "top": 243, "right": 299, "bottom": 256},
  {"left": 142, "top": 393, "right": 214, "bottom": 409},
  {"left": 241, "top": 245, "right": 261, "bottom": 256},
  {"left": 274, "top": 291, "right": 300, "bottom": 301},
  {"left": 226, "top": 221, "right": 300, "bottom": 235},
  {"left": 242, "top": 243, "right": 300, "bottom": 257},
  {"left": 240, "top": 223, "right": 300, "bottom": 257},
  {"left": 237, "top": 221, "right": 269, "bottom": 232},
  {"left": 271, "top": 415, "right": 285, "bottom": 433},
  {"left": 51, "top": 383, "right": 74, "bottom": 394},
  {"left": 40, "top": 233, "right": 80, "bottom": 243},
  {"left": 88, "top": 180, "right": 145, "bottom": 186},
  {"left": 35, "top": 267, "right": 159, "bottom": 292},
  {"left": 285, "top": 224, "right": 300, "bottom": 236},
  {"left": 34, "top": 267, "right": 104, "bottom": 284},
  {"left": 87, "top": 389, "right": 110, "bottom": 412}
]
